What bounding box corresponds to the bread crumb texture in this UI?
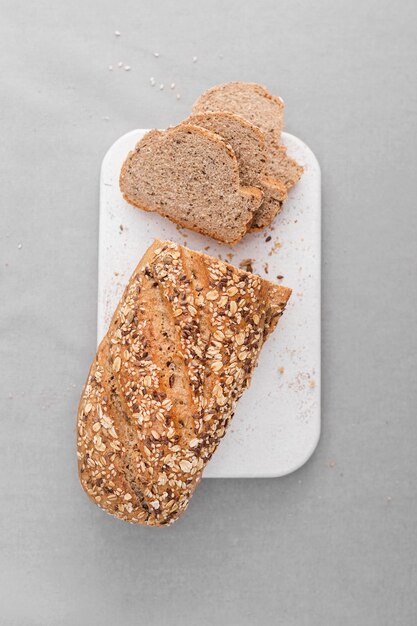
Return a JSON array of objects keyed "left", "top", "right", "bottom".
[{"left": 120, "top": 124, "right": 262, "bottom": 244}]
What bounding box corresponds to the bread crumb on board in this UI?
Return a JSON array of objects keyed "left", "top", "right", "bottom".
[
  {"left": 268, "top": 240, "right": 282, "bottom": 256},
  {"left": 239, "top": 258, "right": 255, "bottom": 273}
]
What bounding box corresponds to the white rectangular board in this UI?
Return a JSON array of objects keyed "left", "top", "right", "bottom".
[{"left": 99, "top": 130, "right": 321, "bottom": 478}]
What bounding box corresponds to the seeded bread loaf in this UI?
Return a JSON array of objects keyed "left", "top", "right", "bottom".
[
  {"left": 120, "top": 124, "right": 263, "bottom": 245},
  {"left": 185, "top": 112, "right": 287, "bottom": 232},
  {"left": 77, "top": 240, "right": 291, "bottom": 526}
]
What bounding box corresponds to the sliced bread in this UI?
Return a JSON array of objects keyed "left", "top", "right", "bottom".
[
  {"left": 268, "top": 144, "right": 304, "bottom": 190},
  {"left": 192, "top": 82, "right": 303, "bottom": 229},
  {"left": 192, "top": 82, "right": 285, "bottom": 146},
  {"left": 119, "top": 124, "right": 263, "bottom": 244},
  {"left": 185, "top": 111, "right": 287, "bottom": 231}
]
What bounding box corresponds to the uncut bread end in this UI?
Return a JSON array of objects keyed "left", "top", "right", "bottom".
[{"left": 120, "top": 125, "right": 263, "bottom": 244}]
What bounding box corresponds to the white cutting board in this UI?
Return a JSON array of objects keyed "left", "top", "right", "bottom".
[{"left": 99, "top": 130, "right": 321, "bottom": 478}]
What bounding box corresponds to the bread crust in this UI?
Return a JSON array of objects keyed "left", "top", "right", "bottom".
[{"left": 77, "top": 241, "right": 291, "bottom": 526}]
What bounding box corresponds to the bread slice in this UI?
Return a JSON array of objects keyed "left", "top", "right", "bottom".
[
  {"left": 77, "top": 240, "right": 292, "bottom": 526},
  {"left": 249, "top": 176, "right": 286, "bottom": 231},
  {"left": 185, "top": 111, "right": 267, "bottom": 187},
  {"left": 192, "top": 82, "right": 285, "bottom": 145},
  {"left": 119, "top": 124, "right": 263, "bottom": 245},
  {"left": 185, "top": 111, "right": 287, "bottom": 232},
  {"left": 249, "top": 144, "right": 304, "bottom": 229},
  {"left": 268, "top": 144, "right": 304, "bottom": 190},
  {"left": 192, "top": 82, "right": 303, "bottom": 229}
]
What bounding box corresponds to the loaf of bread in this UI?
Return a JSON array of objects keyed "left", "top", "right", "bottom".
[
  {"left": 77, "top": 240, "right": 291, "bottom": 526},
  {"left": 192, "top": 82, "right": 304, "bottom": 229},
  {"left": 184, "top": 112, "right": 287, "bottom": 232},
  {"left": 120, "top": 124, "right": 263, "bottom": 244}
]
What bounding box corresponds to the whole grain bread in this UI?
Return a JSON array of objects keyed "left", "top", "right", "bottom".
[
  {"left": 267, "top": 144, "right": 304, "bottom": 190},
  {"left": 192, "top": 82, "right": 285, "bottom": 145},
  {"left": 185, "top": 111, "right": 287, "bottom": 231},
  {"left": 77, "top": 240, "right": 291, "bottom": 526},
  {"left": 192, "top": 82, "right": 303, "bottom": 229},
  {"left": 120, "top": 124, "right": 262, "bottom": 245}
]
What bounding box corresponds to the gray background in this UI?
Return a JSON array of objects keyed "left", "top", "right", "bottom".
[{"left": 1, "top": 0, "right": 416, "bottom": 624}]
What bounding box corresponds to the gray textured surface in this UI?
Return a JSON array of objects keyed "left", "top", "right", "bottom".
[{"left": 1, "top": 1, "right": 416, "bottom": 624}]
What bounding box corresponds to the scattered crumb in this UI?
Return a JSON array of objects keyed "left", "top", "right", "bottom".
[
  {"left": 328, "top": 460, "right": 336, "bottom": 468},
  {"left": 226, "top": 253, "right": 234, "bottom": 261},
  {"left": 288, "top": 371, "right": 316, "bottom": 393},
  {"left": 203, "top": 245, "right": 210, "bottom": 251},
  {"left": 265, "top": 235, "right": 271, "bottom": 242},
  {"left": 170, "top": 83, "right": 176, "bottom": 89},
  {"left": 263, "top": 262, "right": 269, "bottom": 274},
  {"left": 154, "top": 52, "right": 160, "bottom": 57},
  {"left": 192, "top": 56, "right": 198, "bottom": 63},
  {"left": 159, "top": 84, "right": 164, "bottom": 90},
  {"left": 102, "top": 116, "right": 110, "bottom": 121},
  {"left": 176, "top": 94, "right": 181, "bottom": 100},
  {"left": 309, "top": 380, "right": 316, "bottom": 389},
  {"left": 114, "top": 271, "right": 119, "bottom": 276},
  {"left": 117, "top": 61, "right": 123, "bottom": 68},
  {"left": 114, "top": 30, "right": 121, "bottom": 36},
  {"left": 277, "top": 367, "right": 285, "bottom": 375},
  {"left": 386, "top": 496, "right": 392, "bottom": 503},
  {"left": 124, "top": 65, "right": 131, "bottom": 71},
  {"left": 296, "top": 291, "right": 303, "bottom": 297},
  {"left": 17, "top": 243, "right": 22, "bottom": 249},
  {"left": 150, "top": 77, "right": 155, "bottom": 86},
  {"left": 277, "top": 274, "right": 284, "bottom": 280},
  {"left": 268, "top": 240, "right": 282, "bottom": 256},
  {"left": 294, "top": 219, "right": 298, "bottom": 223},
  {"left": 108, "top": 65, "right": 113, "bottom": 71},
  {"left": 239, "top": 258, "right": 255, "bottom": 273},
  {"left": 119, "top": 224, "right": 124, "bottom": 232}
]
